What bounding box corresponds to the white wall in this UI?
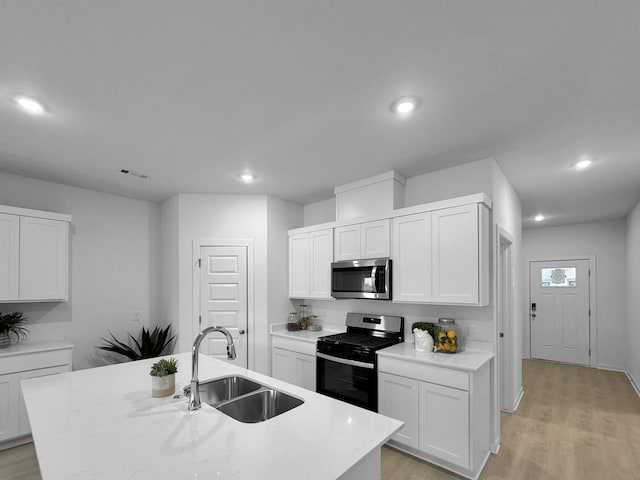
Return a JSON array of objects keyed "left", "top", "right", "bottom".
[
  {"left": 164, "top": 193, "right": 300, "bottom": 375},
  {"left": 522, "top": 219, "right": 628, "bottom": 370},
  {"left": 491, "top": 163, "right": 523, "bottom": 418},
  {"left": 404, "top": 158, "right": 494, "bottom": 208},
  {"left": 627, "top": 202, "right": 640, "bottom": 387},
  {"left": 0, "top": 172, "right": 160, "bottom": 370},
  {"left": 304, "top": 198, "right": 335, "bottom": 226}
]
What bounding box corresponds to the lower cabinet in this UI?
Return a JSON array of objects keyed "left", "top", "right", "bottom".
[
  {"left": 271, "top": 335, "right": 317, "bottom": 391},
  {"left": 378, "top": 355, "right": 490, "bottom": 479},
  {"left": 0, "top": 342, "right": 73, "bottom": 448},
  {"left": 271, "top": 348, "right": 316, "bottom": 391}
]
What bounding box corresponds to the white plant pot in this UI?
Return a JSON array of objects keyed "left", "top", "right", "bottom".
[{"left": 151, "top": 374, "right": 175, "bottom": 398}]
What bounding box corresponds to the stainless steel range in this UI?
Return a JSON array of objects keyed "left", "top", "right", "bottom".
[{"left": 316, "top": 312, "right": 404, "bottom": 412}]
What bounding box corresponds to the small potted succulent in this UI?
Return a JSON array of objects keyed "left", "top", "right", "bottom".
[
  {"left": 150, "top": 357, "right": 179, "bottom": 398},
  {"left": 0, "top": 312, "right": 29, "bottom": 348}
]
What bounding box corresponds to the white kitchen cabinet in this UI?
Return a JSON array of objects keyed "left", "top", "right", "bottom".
[
  {"left": 392, "top": 203, "right": 489, "bottom": 306},
  {"left": 0, "top": 213, "right": 19, "bottom": 300},
  {"left": 0, "top": 341, "right": 73, "bottom": 449},
  {"left": 392, "top": 212, "right": 432, "bottom": 303},
  {"left": 377, "top": 348, "right": 491, "bottom": 480},
  {"left": 288, "top": 227, "right": 333, "bottom": 299},
  {"left": 271, "top": 334, "right": 317, "bottom": 391},
  {"left": 271, "top": 348, "right": 316, "bottom": 391},
  {"left": 0, "top": 205, "right": 71, "bottom": 303},
  {"left": 378, "top": 372, "right": 419, "bottom": 448},
  {"left": 418, "top": 381, "right": 469, "bottom": 468},
  {"left": 334, "top": 219, "right": 390, "bottom": 261}
]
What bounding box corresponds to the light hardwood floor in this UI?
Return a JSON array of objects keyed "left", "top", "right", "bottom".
[{"left": 2, "top": 359, "right": 639, "bottom": 480}]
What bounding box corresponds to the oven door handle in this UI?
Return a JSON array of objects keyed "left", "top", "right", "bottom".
[{"left": 317, "top": 352, "right": 375, "bottom": 370}]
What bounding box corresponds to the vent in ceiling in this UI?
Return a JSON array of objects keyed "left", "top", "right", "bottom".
[{"left": 120, "top": 169, "right": 149, "bottom": 179}]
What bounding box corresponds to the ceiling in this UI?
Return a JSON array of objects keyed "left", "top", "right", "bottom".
[{"left": 1, "top": 1, "right": 639, "bottom": 229}]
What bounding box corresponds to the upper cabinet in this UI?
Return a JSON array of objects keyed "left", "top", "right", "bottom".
[
  {"left": 334, "top": 219, "right": 390, "bottom": 261},
  {"left": 288, "top": 194, "right": 491, "bottom": 306},
  {"left": 0, "top": 206, "right": 71, "bottom": 303},
  {"left": 393, "top": 202, "right": 489, "bottom": 306},
  {"left": 288, "top": 227, "right": 333, "bottom": 299}
]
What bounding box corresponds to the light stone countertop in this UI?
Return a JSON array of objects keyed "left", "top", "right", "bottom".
[
  {"left": 0, "top": 339, "right": 73, "bottom": 358},
  {"left": 270, "top": 323, "right": 344, "bottom": 342},
  {"left": 21, "top": 352, "right": 402, "bottom": 480},
  {"left": 377, "top": 343, "right": 494, "bottom": 371}
]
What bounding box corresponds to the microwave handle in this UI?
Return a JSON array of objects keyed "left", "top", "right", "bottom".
[{"left": 371, "top": 266, "right": 378, "bottom": 292}]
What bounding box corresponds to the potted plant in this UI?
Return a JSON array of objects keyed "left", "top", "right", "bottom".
[
  {"left": 0, "top": 312, "right": 29, "bottom": 348},
  {"left": 150, "top": 357, "right": 179, "bottom": 398},
  {"left": 411, "top": 321, "right": 435, "bottom": 353},
  {"left": 97, "top": 325, "right": 176, "bottom": 362}
]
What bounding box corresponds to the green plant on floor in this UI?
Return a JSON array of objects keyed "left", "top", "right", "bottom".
[
  {"left": 0, "top": 312, "right": 29, "bottom": 341},
  {"left": 149, "top": 357, "right": 179, "bottom": 377},
  {"left": 411, "top": 321, "right": 436, "bottom": 338},
  {"left": 97, "top": 325, "right": 176, "bottom": 361}
]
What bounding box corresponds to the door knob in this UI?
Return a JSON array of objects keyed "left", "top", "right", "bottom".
[
  {"left": 239, "top": 329, "right": 246, "bottom": 335},
  {"left": 531, "top": 313, "right": 536, "bottom": 318}
]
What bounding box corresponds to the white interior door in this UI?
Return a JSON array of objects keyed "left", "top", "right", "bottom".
[
  {"left": 530, "top": 259, "right": 590, "bottom": 365},
  {"left": 199, "top": 246, "right": 248, "bottom": 368}
]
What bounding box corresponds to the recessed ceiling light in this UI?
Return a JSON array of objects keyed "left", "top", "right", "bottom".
[
  {"left": 573, "top": 156, "right": 593, "bottom": 170},
  {"left": 13, "top": 95, "right": 47, "bottom": 115},
  {"left": 534, "top": 214, "right": 545, "bottom": 222},
  {"left": 239, "top": 173, "right": 256, "bottom": 183},
  {"left": 390, "top": 96, "right": 421, "bottom": 115}
]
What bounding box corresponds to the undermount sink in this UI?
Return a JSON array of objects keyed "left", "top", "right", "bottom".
[
  {"left": 185, "top": 375, "right": 304, "bottom": 423},
  {"left": 184, "top": 375, "right": 262, "bottom": 406},
  {"left": 217, "top": 389, "right": 304, "bottom": 423}
]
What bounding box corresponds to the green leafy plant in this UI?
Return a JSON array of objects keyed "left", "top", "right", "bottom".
[
  {"left": 411, "top": 321, "right": 436, "bottom": 338},
  {"left": 150, "top": 357, "right": 179, "bottom": 377},
  {"left": 0, "top": 312, "right": 29, "bottom": 341},
  {"left": 97, "top": 325, "right": 176, "bottom": 361}
]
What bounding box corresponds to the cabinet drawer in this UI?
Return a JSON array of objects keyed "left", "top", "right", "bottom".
[
  {"left": 378, "top": 356, "right": 469, "bottom": 391},
  {"left": 271, "top": 336, "right": 317, "bottom": 356},
  {"left": 0, "top": 349, "right": 72, "bottom": 376}
]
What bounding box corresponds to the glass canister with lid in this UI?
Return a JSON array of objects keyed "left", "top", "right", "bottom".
[
  {"left": 287, "top": 312, "right": 300, "bottom": 331},
  {"left": 435, "top": 318, "right": 460, "bottom": 353}
]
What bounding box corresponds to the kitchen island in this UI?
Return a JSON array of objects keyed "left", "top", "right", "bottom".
[{"left": 21, "top": 352, "right": 401, "bottom": 480}]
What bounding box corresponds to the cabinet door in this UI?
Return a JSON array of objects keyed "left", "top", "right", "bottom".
[
  {"left": 432, "top": 205, "right": 479, "bottom": 304},
  {"left": 392, "top": 212, "right": 432, "bottom": 303},
  {"left": 19, "top": 217, "right": 69, "bottom": 301},
  {"left": 334, "top": 225, "right": 360, "bottom": 261},
  {"left": 419, "top": 382, "right": 470, "bottom": 469},
  {"left": 288, "top": 233, "right": 310, "bottom": 298},
  {"left": 0, "top": 213, "right": 20, "bottom": 301},
  {"left": 272, "top": 348, "right": 294, "bottom": 384},
  {"left": 293, "top": 353, "right": 316, "bottom": 391},
  {"left": 309, "top": 229, "right": 333, "bottom": 299},
  {"left": 361, "top": 220, "right": 390, "bottom": 259},
  {"left": 378, "top": 372, "right": 419, "bottom": 448},
  {"left": 0, "top": 373, "right": 20, "bottom": 442}
]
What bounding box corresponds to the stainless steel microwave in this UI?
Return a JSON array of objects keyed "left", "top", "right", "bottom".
[{"left": 331, "top": 258, "right": 391, "bottom": 300}]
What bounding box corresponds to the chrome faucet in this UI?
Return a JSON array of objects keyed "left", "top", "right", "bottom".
[{"left": 188, "top": 326, "right": 237, "bottom": 411}]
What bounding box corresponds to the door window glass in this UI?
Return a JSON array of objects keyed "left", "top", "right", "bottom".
[{"left": 541, "top": 267, "right": 577, "bottom": 287}]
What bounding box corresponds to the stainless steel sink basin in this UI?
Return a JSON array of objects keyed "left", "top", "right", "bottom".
[
  {"left": 216, "top": 389, "right": 304, "bottom": 423},
  {"left": 184, "top": 375, "right": 262, "bottom": 406}
]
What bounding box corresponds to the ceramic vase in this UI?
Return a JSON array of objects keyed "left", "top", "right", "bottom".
[{"left": 151, "top": 374, "right": 176, "bottom": 398}]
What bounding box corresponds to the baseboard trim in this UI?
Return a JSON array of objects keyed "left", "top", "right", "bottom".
[
  {"left": 511, "top": 387, "right": 524, "bottom": 412},
  {"left": 0, "top": 434, "right": 32, "bottom": 451},
  {"left": 597, "top": 364, "right": 626, "bottom": 372},
  {"left": 625, "top": 370, "right": 640, "bottom": 398}
]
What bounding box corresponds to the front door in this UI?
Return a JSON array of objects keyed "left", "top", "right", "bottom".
[
  {"left": 529, "top": 259, "right": 590, "bottom": 365},
  {"left": 199, "top": 245, "right": 248, "bottom": 368}
]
